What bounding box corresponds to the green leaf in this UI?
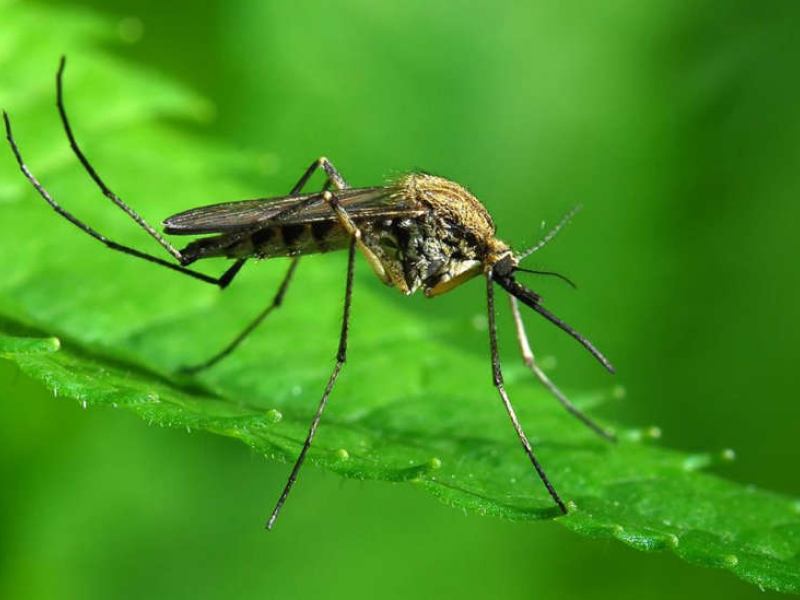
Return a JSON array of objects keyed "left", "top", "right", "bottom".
[{"left": 1, "top": 2, "right": 799, "bottom": 594}]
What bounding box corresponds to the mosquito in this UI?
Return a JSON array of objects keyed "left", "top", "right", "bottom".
[{"left": 4, "top": 58, "right": 616, "bottom": 529}]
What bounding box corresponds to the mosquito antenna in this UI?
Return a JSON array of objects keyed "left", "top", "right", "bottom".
[
  {"left": 495, "top": 276, "right": 615, "bottom": 374},
  {"left": 518, "top": 204, "right": 582, "bottom": 260},
  {"left": 515, "top": 267, "right": 577, "bottom": 289}
]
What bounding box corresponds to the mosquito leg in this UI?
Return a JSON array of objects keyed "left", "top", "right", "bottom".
[
  {"left": 290, "top": 156, "right": 349, "bottom": 193},
  {"left": 181, "top": 257, "right": 300, "bottom": 373},
  {"left": 315, "top": 156, "right": 348, "bottom": 190},
  {"left": 266, "top": 237, "right": 356, "bottom": 530},
  {"left": 509, "top": 295, "right": 615, "bottom": 442},
  {"left": 317, "top": 156, "right": 386, "bottom": 276},
  {"left": 487, "top": 273, "right": 567, "bottom": 514},
  {"left": 4, "top": 111, "right": 245, "bottom": 288},
  {"left": 181, "top": 162, "right": 347, "bottom": 372},
  {"left": 55, "top": 57, "right": 192, "bottom": 263},
  {"left": 322, "top": 190, "right": 391, "bottom": 285},
  {"left": 6, "top": 57, "right": 245, "bottom": 288}
]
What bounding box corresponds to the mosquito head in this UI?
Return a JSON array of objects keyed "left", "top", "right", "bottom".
[{"left": 490, "top": 256, "right": 615, "bottom": 374}]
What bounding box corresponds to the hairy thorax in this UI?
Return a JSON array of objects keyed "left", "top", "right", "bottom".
[{"left": 362, "top": 173, "right": 509, "bottom": 296}]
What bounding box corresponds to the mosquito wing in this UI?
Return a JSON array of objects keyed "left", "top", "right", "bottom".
[{"left": 162, "top": 186, "right": 424, "bottom": 235}]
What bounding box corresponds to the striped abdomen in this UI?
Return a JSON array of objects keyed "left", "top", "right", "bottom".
[{"left": 180, "top": 221, "right": 351, "bottom": 263}]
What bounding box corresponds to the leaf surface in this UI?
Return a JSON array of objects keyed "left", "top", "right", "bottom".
[{"left": 1, "top": 3, "right": 798, "bottom": 593}]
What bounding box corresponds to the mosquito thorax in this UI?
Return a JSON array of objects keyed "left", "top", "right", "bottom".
[
  {"left": 370, "top": 173, "right": 511, "bottom": 296},
  {"left": 395, "top": 173, "right": 496, "bottom": 242}
]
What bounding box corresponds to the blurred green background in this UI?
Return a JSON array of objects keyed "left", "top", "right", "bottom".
[{"left": 1, "top": 0, "right": 799, "bottom": 598}]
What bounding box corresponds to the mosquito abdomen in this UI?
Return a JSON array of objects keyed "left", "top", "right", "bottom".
[{"left": 180, "top": 222, "right": 351, "bottom": 263}]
